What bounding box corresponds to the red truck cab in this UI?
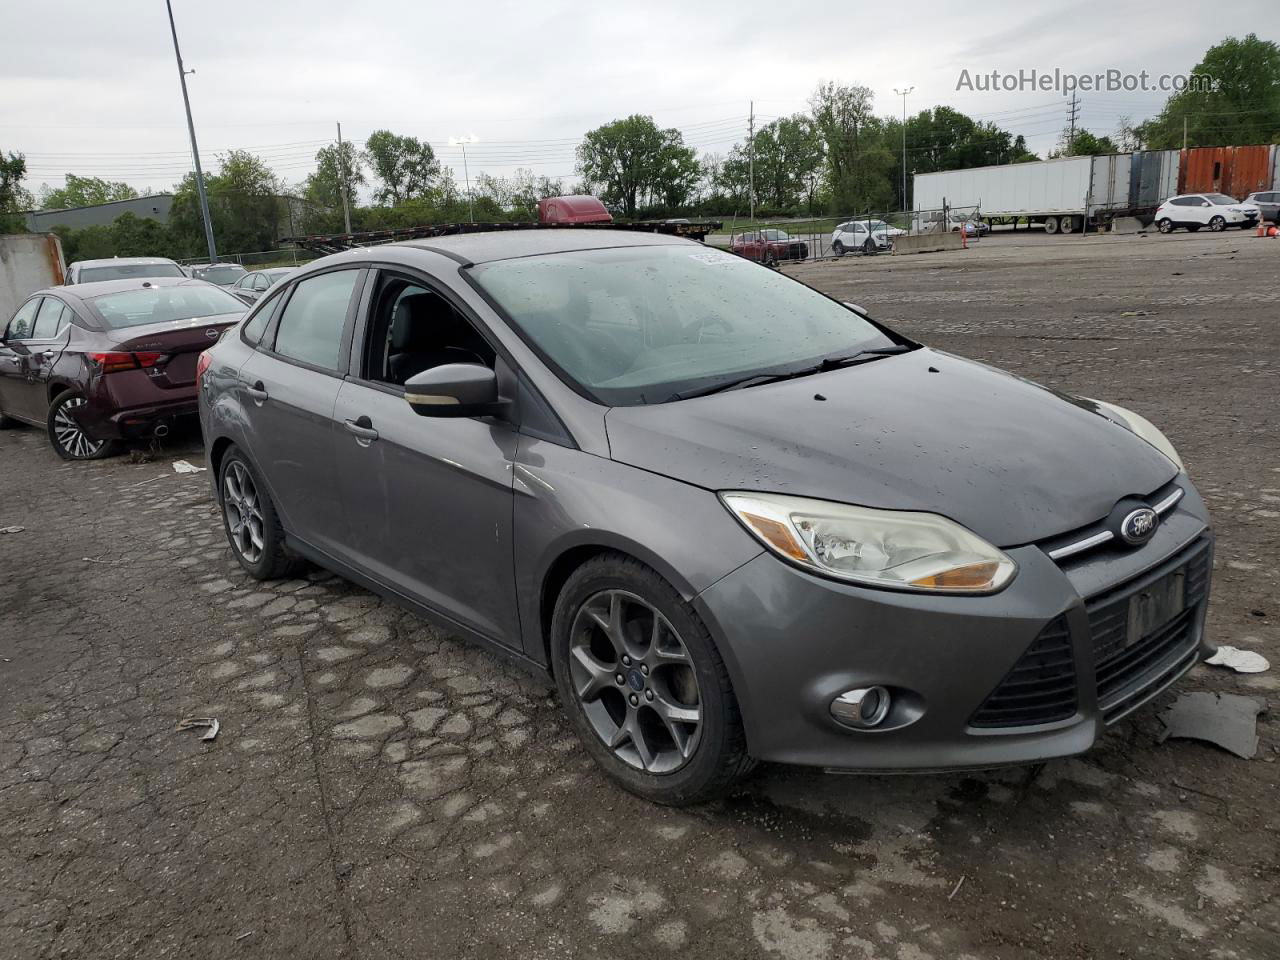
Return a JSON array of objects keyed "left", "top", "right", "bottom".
[{"left": 538, "top": 195, "right": 613, "bottom": 224}]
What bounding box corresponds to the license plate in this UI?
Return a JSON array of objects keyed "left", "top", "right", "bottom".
[{"left": 1126, "top": 568, "right": 1186, "bottom": 646}]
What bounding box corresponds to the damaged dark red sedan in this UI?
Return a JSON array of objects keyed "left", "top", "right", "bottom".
[{"left": 0, "top": 278, "right": 244, "bottom": 460}]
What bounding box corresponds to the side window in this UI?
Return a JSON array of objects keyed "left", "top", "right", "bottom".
[
  {"left": 253, "top": 274, "right": 270, "bottom": 292},
  {"left": 32, "top": 299, "right": 69, "bottom": 339},
  {"left": 362, "top": 273, "right": 495, "bottom": 386},
  {"left": 271, "top": 270, "right": 359, "bottom": 371},
  {"left": 6, "top": 298, "right": 41, "bottom": 340},
  {"left": 241, "top": 289, "right": 285, "bottom": 346}
]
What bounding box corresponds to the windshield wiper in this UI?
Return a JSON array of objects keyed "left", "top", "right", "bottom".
[{"left": 667, "top": 344, "right": 913, "bottom": 401}]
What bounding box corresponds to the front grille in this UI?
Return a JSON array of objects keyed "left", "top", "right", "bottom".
[
  {"left": 1088, "top": 539, "right": 1211, "bottom": 723},
  {"left": 970, "top": 617, "right": 1078, "bottom": 728},
  {"left": 969, "top": 537, "right": 1211, "bottom": 731}
]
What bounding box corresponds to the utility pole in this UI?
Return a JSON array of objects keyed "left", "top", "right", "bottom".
[
  {"left": 1182, "top": 116, "right": 1188, "bottom": 150},
  {"left": 747, "top": 101, "right": 755, "bottom": 221},
  {"left": 336, "top": 122, "right": 352, "bottom": 234},
  {"left": 449, "top": 136, "right": 477, "bottom": 223},
  {"left": 1066, "top": 92, "right": 1081, "bottom": 154},
  {"left": 894, "top": 86, "right": 913, "bottom": 213},
  {"left": 165, "top": 0, "right": 216, "bottom": 262}
]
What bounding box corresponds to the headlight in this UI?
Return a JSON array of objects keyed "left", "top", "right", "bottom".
[
  {"left": 1088, "top": 399, "right": 1184, "bottom": 471},
  {"left": 719, "top": 492, "right": 1016, "bottom": 593}
]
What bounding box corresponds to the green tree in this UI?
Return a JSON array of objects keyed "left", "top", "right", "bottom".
[
  {"left": 364, "top": 130, "right": 440, "bottom": 205},
  {"left": 474, "top": 168, "right": 565, "bottom": 219},
  {"left": 1, "top": 150, "right": 34, "bottom": 232},
  {"left": 304, "top": 142, "right": 365, "bottom": 211},
  {"left": 809, "top": 82, "right": 895, "bottom": 213},
  {"left": 39, "top": 174, "right": 138, "bottom": 210},
  {"left": 170, "top": 150, "right": 284, "bottom": 256},
  {"left": 576, "top": 115, "right": 698, "bottom": 217},
  {"left": 1138, "top": 34, "right": 1280, "bottom": 148},
  {"left": 745, "top": 114, "right": 822, "bottom": 212},
  {"left": 1051, "top": 129, "right": 1119, "bottom": 157}
]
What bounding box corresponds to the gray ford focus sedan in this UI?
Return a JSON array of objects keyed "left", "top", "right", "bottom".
[{"left": 198, "top": 229, "right": 1211, "bottom": 805}]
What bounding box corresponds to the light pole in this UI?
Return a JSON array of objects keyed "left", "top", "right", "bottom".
[
  {"left": 449, "top": 135, "right": 478, "bottom": 223},
  {"left": 165, "top": 0, "right": 216, "bottom": 262},
  {"left": 894, "top": 86, "right": 914, "bottom": 215}
]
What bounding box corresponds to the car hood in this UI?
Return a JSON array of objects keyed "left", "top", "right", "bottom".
[{"left": 604, "top": 348, "right": 1178, "bottom": 547}]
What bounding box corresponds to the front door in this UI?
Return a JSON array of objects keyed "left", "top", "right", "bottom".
[
  {"left": 18, "top": 297, "right": 72, "bottom": 422},
  {"left": 330, "top": 268, "right": 521, "bottom": 647},
  {"left": 236, "top": 267, "right": 363, "bottom": 559}
]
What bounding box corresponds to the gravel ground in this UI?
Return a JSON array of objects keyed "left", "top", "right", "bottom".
[{"left": 1, "top": 229, "right": 1277, "bottom": 960}]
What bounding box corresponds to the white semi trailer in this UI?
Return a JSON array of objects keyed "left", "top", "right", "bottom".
[
  {"left": 913, "top": 152, "right": 1178, "bottom": 234},
  {"left": 1, "top": 234, "right": 66, "bottom": 323}
]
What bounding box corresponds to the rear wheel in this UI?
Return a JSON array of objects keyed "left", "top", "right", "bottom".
[
  {"left": 218, "top": 447, "right": 305, "bottom": 580},
  {"left": 550, "top": 554, "right": 753, "bottom": 805},
  {"left": 1208, "top": 216, "right": 1226, "bottom": 232},
  {"left": 1059, "top": 215, "right": 1076, "bottom": 234},
  {"left": 46, "top": 392, "right": 119, "bottom": 461},
  {"left": 1044, "top": 216, "right": 1060, "bottom": 235},
  {"left": 1157, "top": 218, "right": 1174, "bottom": 234}
]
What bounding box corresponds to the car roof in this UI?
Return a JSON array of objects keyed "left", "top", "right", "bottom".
[
  {"left": 44, "top": 277, "right": 221, "bottom": 301},
  {"left": 71, "top": 256, "right": 179, "bottom": 268},
  {"left": 402, "top": 228, "right": 694, "bottom": 264}
]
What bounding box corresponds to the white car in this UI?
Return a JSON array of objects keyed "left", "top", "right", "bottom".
[
  {"left": 1154, "top": 193, "right": 1261, "bottom": 233},
  {"left": 830, "top": 220, "right": 899, "bottom": 255}
]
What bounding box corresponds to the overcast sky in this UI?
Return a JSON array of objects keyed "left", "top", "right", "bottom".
[{"left": 3, "top": 0, "right": 1273, "bottom": 200}]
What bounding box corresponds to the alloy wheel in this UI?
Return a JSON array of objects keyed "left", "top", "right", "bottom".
[
  {"left": 1157, "top": 219, "right": 1173, "bottom": 233},
  {"left": 52, "top": 396, "right": 104, "bottom": 459},
  {"left": 568, "top": 589, "right": 703, "bottom": 774},
  {"left": 223, "top": 460, "right": 265, "bottom": 564},
  {"left": 1209, "top": 216, "right": 1225, "bottom": 232}
]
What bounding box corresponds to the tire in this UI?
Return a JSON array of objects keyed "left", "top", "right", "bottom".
[
  {"left": 217, "top": 446, "right": 306, "bottom": 580},
  {"left": 1044, "top": 216, "right": 1060, "bottom": 235},
  {"left": 862, "top": 239, "right": 875, "bottom": 255},
  {"left": 832, "top": 240, "right": 845, "bottom": 256},
  {"left": 1208, "top": 216, "right": 1226, "bottom": 232},
  {"left": 46, "top": 391, "right": 120, "bottom": 461},
  {"left": 1157, "top": 218, "right": 1174, "bottom": 234},
  {"left": 550, "top": 553, "right": 754, "bottom": 805},
  {"left": 1059, "top": 215, "right": 1076, "bottom": 234}
]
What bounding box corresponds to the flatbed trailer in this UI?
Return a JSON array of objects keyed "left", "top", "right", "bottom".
[{"left": 281, "top": 219, "right": 722, "bottom": 255}]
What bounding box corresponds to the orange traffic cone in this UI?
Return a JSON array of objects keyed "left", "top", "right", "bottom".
[
  {"left": 1268, "top": 225, "right": 1279, "bottom": 238},
  {"left": 1257, "top": 222, "right": 1266, "bottom": 237}
]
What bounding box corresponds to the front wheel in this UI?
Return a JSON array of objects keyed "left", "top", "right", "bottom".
[
  {"left": 550, "top": 554, "right": 754, "bottom": 805},
  {"left": 862, "top": 238, "right": 876, "bottom": 255},
  {"left": 1208, "top": 216, "right": 1226, "bottom": 232},
  {"left": 832, "top": 240, "right": 845, "bottom": 256},
  {"left": 47, "top": 392, "right": 119, "bottom": 461},
  {"left": 1157, "top": 218, "right": 1174, "bottom": 234},
  {"left": 218, "top": 447, "right": 305, "bottom": 580}
]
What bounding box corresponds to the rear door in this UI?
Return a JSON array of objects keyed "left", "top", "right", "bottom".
[
  {"left": 16, "top": 297, "right": 74, "bottom": 421},
  {"left": 330, "top": 266, "right": 521, "bottom": 646},
  {"left": 236, "top": 267, "right": 364, "bottom": 559},
  {"left": 0, "top": 298, "right": 42, "bottom": 421}
]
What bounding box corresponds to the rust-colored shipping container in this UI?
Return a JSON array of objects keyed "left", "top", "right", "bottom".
[{"left": 1179, "top": 145, "right": 1276, "bottom": 198}]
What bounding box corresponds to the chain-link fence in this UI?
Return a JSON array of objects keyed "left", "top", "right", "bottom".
[{"left": 712, "top": 204, "right": 985, "bottom": 264}]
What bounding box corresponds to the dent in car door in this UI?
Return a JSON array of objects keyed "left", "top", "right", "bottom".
[
  {"left": 21, "top": 299, "right": 72, "bottom": 421},
  {"left": 0, "top": 298, "right": 42, "bottom": 421},
  {"left": 331, "top": 378, "right": 521, "bottom": 646}
]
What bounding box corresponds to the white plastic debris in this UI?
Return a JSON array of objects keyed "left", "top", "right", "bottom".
[
  {"left": 0, "top": 525, "right": 24, "bottom": 534},
  {"left": 1205, "top": 646, "right": 1270, "bottom": 674},
  {"left": 171, "top": 460, "right": 206, "bottom": 474}
]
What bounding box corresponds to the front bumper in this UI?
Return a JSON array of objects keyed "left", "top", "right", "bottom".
[{"left": 694, "top": 479, "right": 1212, "bottom": 771}]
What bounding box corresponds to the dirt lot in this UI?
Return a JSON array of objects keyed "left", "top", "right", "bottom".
[{"left": 2, "top": 229, "right": 1277, "bottom": 960}]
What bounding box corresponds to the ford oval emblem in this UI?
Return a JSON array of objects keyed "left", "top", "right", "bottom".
[{"left": 1119, "top": 507, "right": 1159, "bottom": 545}]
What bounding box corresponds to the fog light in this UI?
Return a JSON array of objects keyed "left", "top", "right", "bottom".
[{"left": 830, "top": 686, "right": 891, "bottom": 728}]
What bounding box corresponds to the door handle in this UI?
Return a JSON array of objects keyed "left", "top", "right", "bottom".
[
  {"left": 246, "top": 381, "right": 269, "bottom": 404},
  {"left": 40, "top": 350, "right": 56, "bottom": 360},
  {"left": 343, "top": 416, "right": 379, "bottom": 443}
]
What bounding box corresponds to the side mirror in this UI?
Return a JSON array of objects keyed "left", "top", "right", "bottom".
[{"left": 404, "top": 363, "right": 509, "bottom": 418}]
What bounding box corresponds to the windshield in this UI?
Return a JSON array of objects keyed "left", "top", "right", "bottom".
[
  {"left": 90, "top": 285, "right": 246, "bottom": 329},
  {"left": 195, "top": 265, "right": 247, "bottom": 284},
  {"left": 79, "top": 262, "right": 184, "bottom": 282},
  {"left": 470, "top": 245, "right": 901, "bottom": 405},
  {"left": 1206, "top": 194, "right": 1239, "bottom": 205}
]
